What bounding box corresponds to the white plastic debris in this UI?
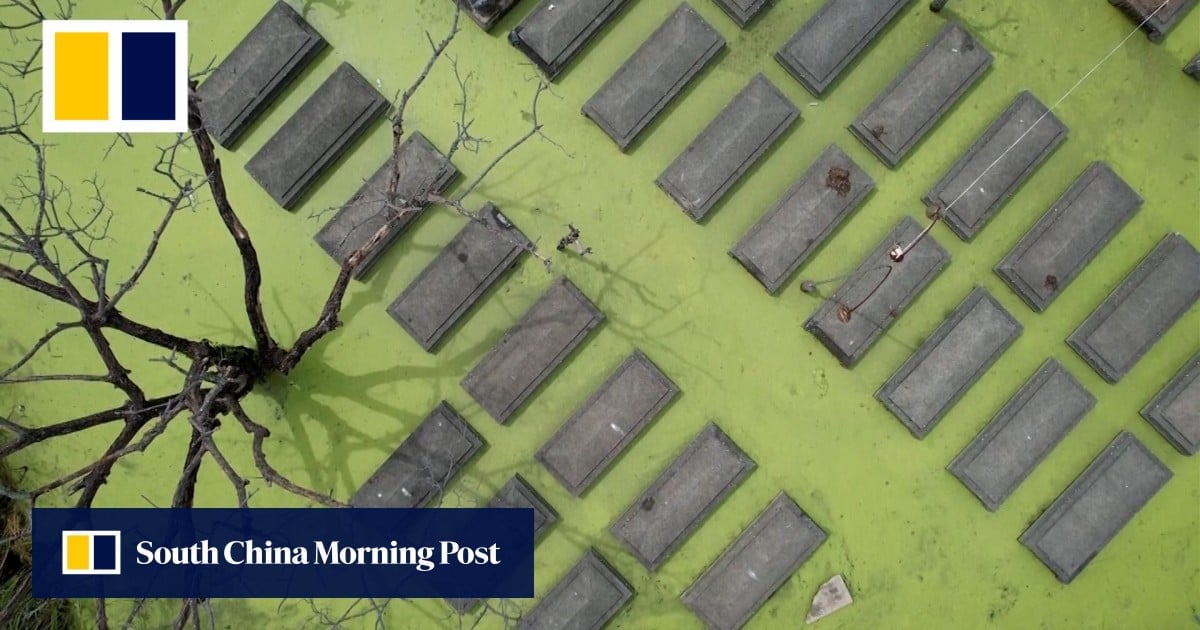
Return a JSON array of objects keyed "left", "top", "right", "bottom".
[{"left": 806, "top": 574, "right": 853, "bottom": 624}]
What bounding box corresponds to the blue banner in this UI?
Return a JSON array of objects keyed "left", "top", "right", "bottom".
[{"left": 33, "top": 508, "right": 534, "bottom": 598}]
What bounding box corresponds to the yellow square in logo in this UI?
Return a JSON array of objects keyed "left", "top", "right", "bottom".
[
  {"left": 64, "top": 533, "right": 90, "bottom": 572},
  {"left": 53, "top": 32, "right": 109, "bottom": 121}
]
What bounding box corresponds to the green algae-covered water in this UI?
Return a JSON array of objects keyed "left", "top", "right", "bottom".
[{"left": 1, "top": 1, "right": 1197, "bottom": 627}]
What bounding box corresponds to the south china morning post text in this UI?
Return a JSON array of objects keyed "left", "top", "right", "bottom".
[
  {"left": 135, "top": 538, "right": 502, "bottom": 571},
  {"left": 32, "top": 508, "right": 535, "bottom": 599}
]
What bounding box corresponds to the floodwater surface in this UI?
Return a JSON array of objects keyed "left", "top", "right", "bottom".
[{"left": 1, "top": 0, "right": 1197, "bottom": 628}]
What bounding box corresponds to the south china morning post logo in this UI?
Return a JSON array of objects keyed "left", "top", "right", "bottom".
[
  {"left": 42, "top": 20, "right": 188, "bottom": 133},
  {"left": 61, "top": 530, "right": 122, "bottom": 575},
  {"left": 34, "top": 508, "right": 534, "bottom": 599}
]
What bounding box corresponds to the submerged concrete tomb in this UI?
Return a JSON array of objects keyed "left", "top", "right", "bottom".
[
  {"left": 387, "top": 204, "right": 530, "bottom": 352},
  {"left": 681, "top": 492, "right": 827, "bottom": 630},
  {"left": 518, "top": 549, "right": 633, "bottom": 630},
  {"left": 925, "top": 91, "right": 1067, "bottom": 241},
  {"left": 949, "top": 359, "right": 1095, "bottom": 511},
  {"left": 453, "top": 0, "right": 522, "bottom": 32},
  {"left": 245, "top": 63, "right": 388, "bottom": 209},
  {"left": 995, "top": 161, "right": 1142, "bottom": 312},
  {"left": 462, "top": 277, "right": 604, "bottom": 424},
  {"left": 1141, "top": 353, "right": 1200, "bottom": 456},
  {"left": 510, "top": 0, "right": 633, "bottom": 80},
  {"left": 713, "top": 0, "right": 772, "bottom": 28},
  {"left": 1109, "top": 0, "right": 1198, "bottom": 41},
  {"left": 657, "top": 74, "right": 798, "bottom": 222},
  {"left": 611, "top": 422, "right": 755, "bottom": 571},
  {"left": 1020, "top": 431, "right": 1171, "bottom": 583},
  {"left": 447, "top": 474, "right": 558, "bottom": 614},
  {"left": 198, "top": 1, "right": 326, "bottom": 147},
  {"left": 538, "top": 350, "right": 680, "bottom": 496},
  {"left": 731, "top": 144, "right": 874, "bottom": 294},
  {"left": 582, "top": 3, "right": 724, "bottom": 151},
  {"left": 776, "top": 0, "right": 912, "bottom": 96},
  {"left": 877, "top": 287, "right": 1021, "bottom": 439},
  {"left": 849, "top": 22, "right": 992, "bottom": 167},
  {"left": 804, "top": 216, "right": 950, "bottom": 368},
  {"left": 1067, "top": 233, "right": 1200, "bottom": 383},
  {"left": 350, "top": 402, "right": 484, "bottom": 508},
  {"left": 314, "top": 132, "right": 459, "bottom": 279}
]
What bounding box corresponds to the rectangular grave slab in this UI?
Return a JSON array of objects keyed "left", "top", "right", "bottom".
[
  {"left": 681, "top": 492, "right": 827, "bottom": 630},
  {"left": 775, "top": 0, "right": 912, "bottom": 96},
  {"left": 538, "top": 351, "right": 680, "bottom": 496},
  {"left": 509, "top": 0, "right": 633, "bottom": 80},
  {"left": 1109, "top": 0, "right": 1197, "bottom": 41},
  {"left": 452, "top": 0, "right": 522, "bottom": 32},
  {"left": 518, "top": 549, "right": 633, "bottom": 630},
  {"left": 656, "top": 74, "right": 799, "bottom": 221},
  {"left": 925, "top": 91, "right": 1067, "bottom": 241},
  {"left": 447, "top": 473, "right": 559, "bottom": 614},
  {"left": 350, "top": 401, "right": 484, "bottom": 508},
  {"left": 712, "top": 0, "right": 771, "bottom": 27},
  {"left": 1020, "top": 431, "right": 1172, "bottom": 583},
  {"left": 462, "top": 277, "right": 605, "bottom": 424},
  {"left": 1068, "top": 233, "right": 1200, "bottom": 383},
  {"left": 387, "top": 204, "right": 530, "bottom": 352},
  {"left": 1186, "top": 52, "right": 1200, "bottom": 80},
  {"left": 581, "top": 4, "right": 724, "bottom": 151},
  {"left": 197, "top": 2, "right": 326, "bottom": 147},
  {"left": 1141, "top": 353, "right": 1200, "bottom": 455},
  {"left": 314, "top": 132, "right": 459, "bottom": 279},
  {"left": 245, "top": 63, "right": 388, "bottom": 209},
  {"left": 995, "top": 162, "right": 1142, "bottom": 312},
  {"left": 611, "top": 422, "right": 755, "bottom": 571},
  {"left": 849, "top": 22, "right": 992, "bottom": 168},
  {"left": 877, "top": 287, "right": 1021, "bottom": 438},
  {"left": 804, "top": 216, "right": 951, "bottom": 368},
  {"left": 730, "top": 144, "right": 874, "bottom": 294},
  {"left": 949, "top": 359, "right": 1095, "bottom": 511}
]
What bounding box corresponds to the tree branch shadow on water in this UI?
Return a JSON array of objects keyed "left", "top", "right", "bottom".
[
  {"left": 569, "top": 227, "right": 719, "bottom": 388},
  {"left": 294, "top": 0, "right": 354, "bottom": 20}
]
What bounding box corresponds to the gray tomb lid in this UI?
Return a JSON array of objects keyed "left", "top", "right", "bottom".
[
  {"left": 656, "top": 73, "right": 799, "bottom": 222},
  {"left": 387, "top": 203, "right": 531, "bottom": 352},
  {"left": 804, "top": 216, "right": 950, "bottom": 368},
  {"left": 581, "top": 3, "right": 725, "bottom": 151},
  {"left": 610, "top": 422, "right": 756, "bottom": 570},
  {"left": 730, "top": 144, "right": 874, "bottom": 294},
  {"left": 994, "top": 162, "right": 1142, "bottom": 312},
  {"left": 925, "top": 91, "right": 1067, "bottom": 241},
  {"left": 244, "top": 62, "right": 388, "bottom": 209},
  {"left": 681, "top": 492, "right": 827, "bottom": 630},
  {"left": 517, "top": 549, "right": 633, "bottom": 630},
  {"left": 314, "top": 132, "right": 459, "bottom": 279},
  {"left": 948, "top": 359, "right": 1095, "bottom": 511},
  {"left": 1141, "top": 353, "right": 1200, "bottom": 456},
  {"left": 537, "top": 350, "right": 680, "bottom": 496},
  {"left": 1067, "top": 233, "right": 1200, "bottom": 383},
  {"left": 849, "top": 21, "right": 992, "bottom": 168},
  {"left": 712, "top": 0, "right": 772, "bottom": 28},
  {"left": 350, "top": 401, "right": 484, "bottom": 508},
  {"left": 197, "top": 2, "right": 327, "bottom": 147},
  {"left": 775, "top": 0, "right": 912, "bottom": 97},
  {"left": 876, "top": 287, "right": 1022, "bottom": 439},
  {"left": 462, "top": 276, "right": 605, "bottom": 424},
  {"left": 453, "top": 0, "right": 523, "bottom": 32},
  {"left": 1109, "top": 0, "right": 1198, "bottom": 41},
  {"left": 509, "top": 0, "right": 633, "bottom": 80},
  {"left": 1019, "top": 431, "right": 1172, "bottom": 583}
]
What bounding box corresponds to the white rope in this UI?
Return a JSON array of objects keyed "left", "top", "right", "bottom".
[{"left": 938, "top": 0, "right": 1174, "bottom": 215}]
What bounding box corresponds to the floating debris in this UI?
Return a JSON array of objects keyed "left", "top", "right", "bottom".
[{"left": 806, "top": 574, "right": 852, "bottom": 624}]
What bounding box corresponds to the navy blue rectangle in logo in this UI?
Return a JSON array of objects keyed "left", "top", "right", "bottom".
[
  {"left": 33, "top": 508, "right": 534, "bottom": 598},
  {"left": 121, "top": 32, "right": 176, "bottom": 121}
]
